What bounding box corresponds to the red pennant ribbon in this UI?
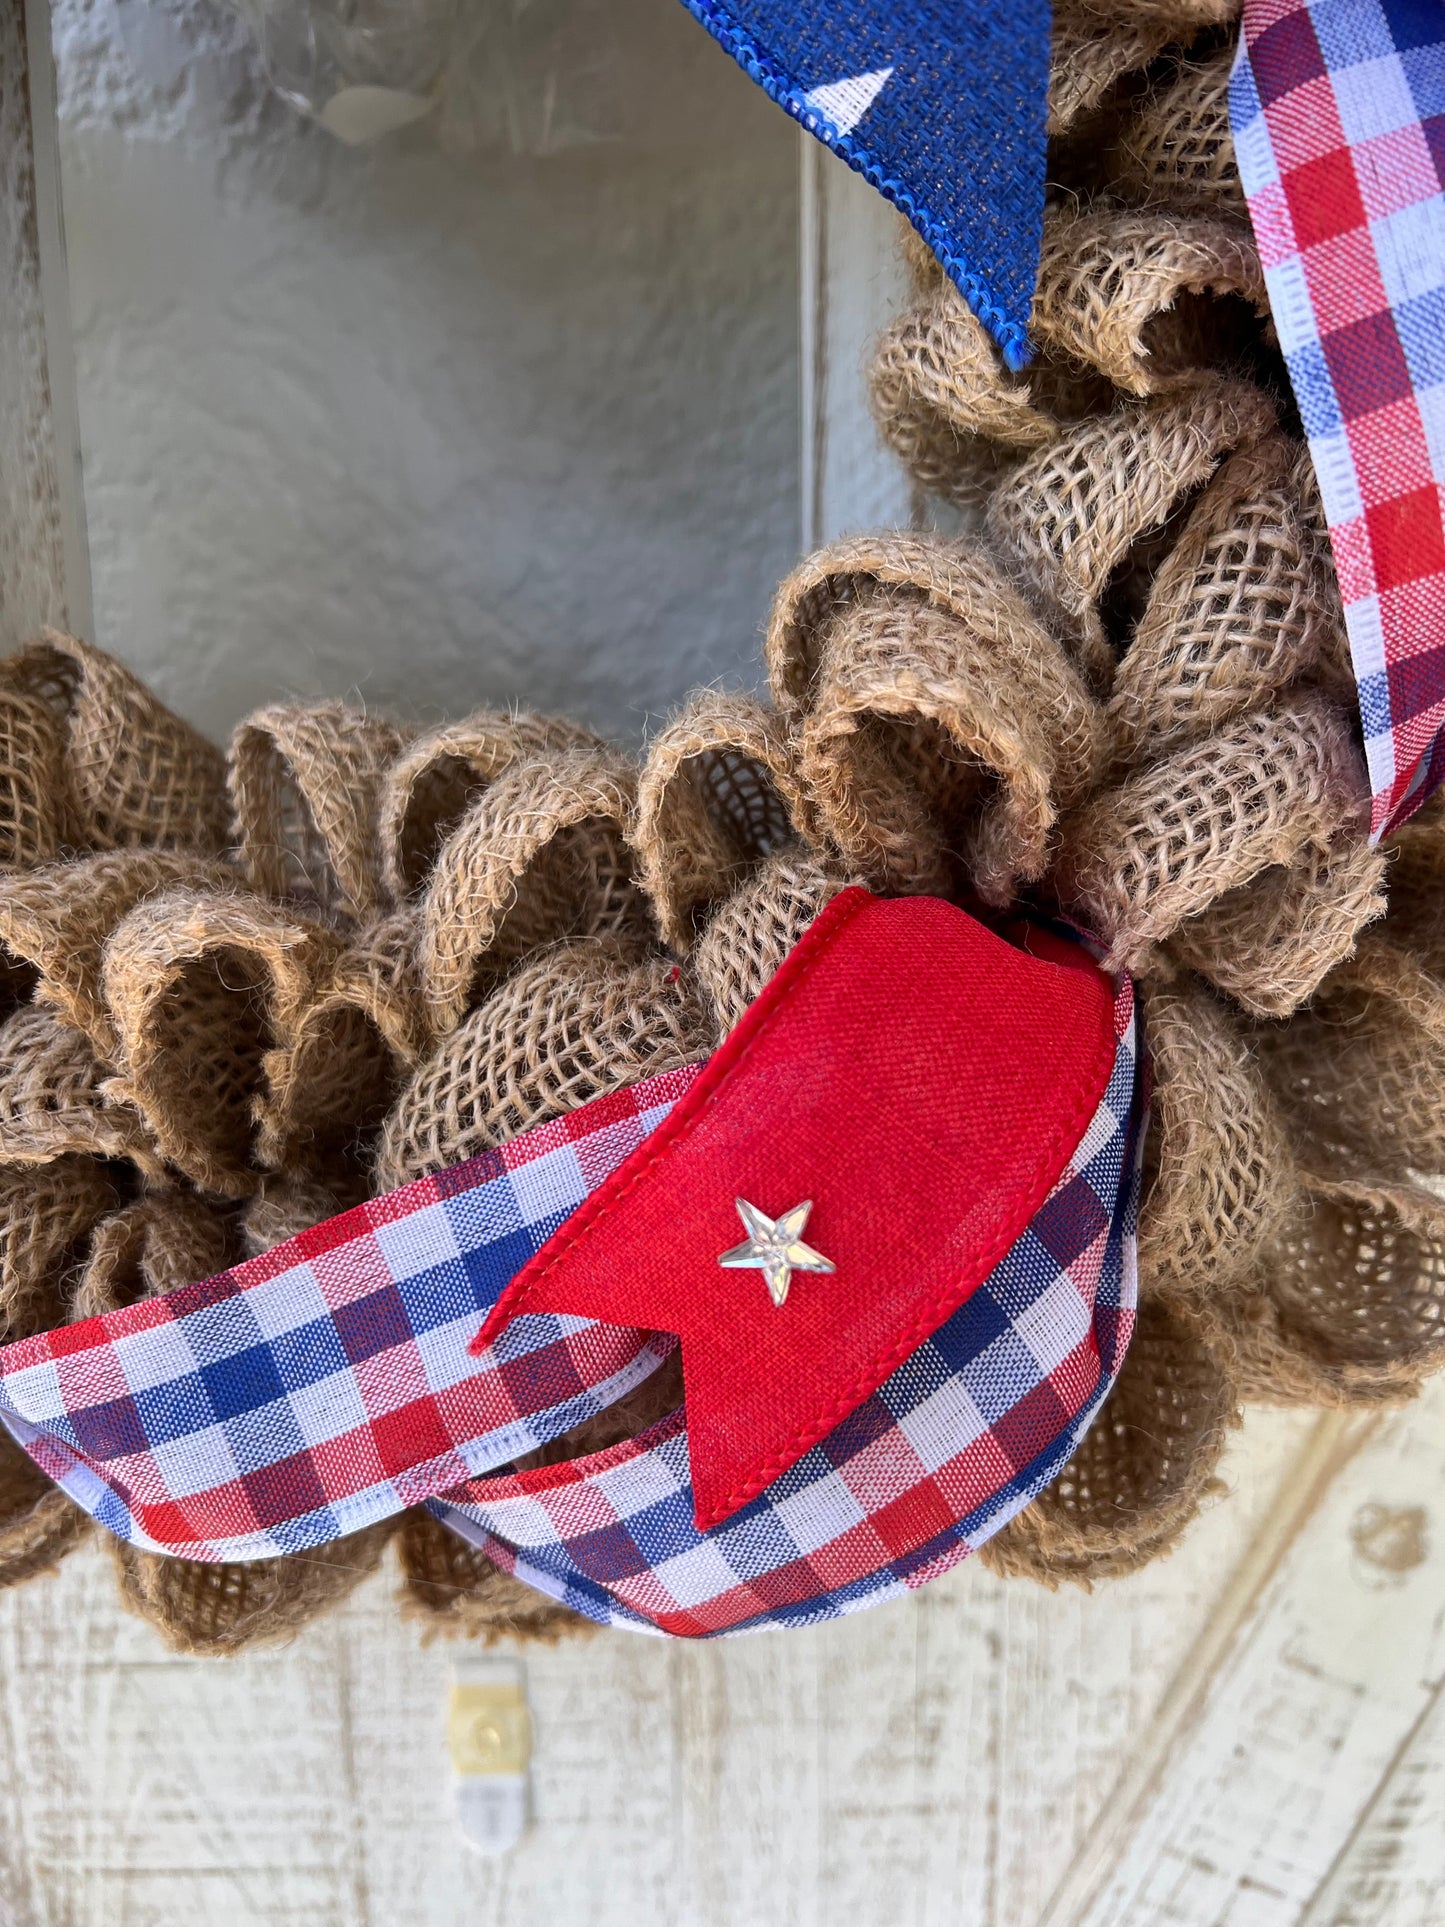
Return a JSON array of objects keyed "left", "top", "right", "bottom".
[{"left": 474, "top": 889, "right": 1118, "bottom": 1529}]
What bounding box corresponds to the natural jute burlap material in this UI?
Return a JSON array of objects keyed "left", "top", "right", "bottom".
[{"left": 0, "top": 0, "right": 1437, "bottom": 1649}]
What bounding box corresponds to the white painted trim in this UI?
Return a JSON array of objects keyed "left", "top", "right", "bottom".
[
  {"left": 799, "top": 133, "right": 824, "bottom": 553},
  {"left": 23, "top": 0, "right": 92, "bottom": 643},
  {"left": 799, "top": 131, "right": 912, "bottom": 549}
]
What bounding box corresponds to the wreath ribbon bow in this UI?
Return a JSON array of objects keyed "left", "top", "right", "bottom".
[{"left": 0, "top": 894, "right": 1144, "bottom": 1639}]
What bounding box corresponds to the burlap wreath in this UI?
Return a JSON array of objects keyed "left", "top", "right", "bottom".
[{"left": 1, "top": 0, "right": 1439, "bottom": 1651}]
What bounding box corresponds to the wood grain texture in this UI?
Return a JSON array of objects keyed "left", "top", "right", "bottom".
[
  {"left": 0, "top": 1408, "right": 1331, "bottom": 1927},
  {"left": 4, "top": 1397, "right": 1440, "bottom": 1926},
  {"left": 1300, "top": 1684, "right": 1445, "bottom": 1927},
  {"left": 1044, "top": 1384, "right": 1445, "bottom": 1927}
]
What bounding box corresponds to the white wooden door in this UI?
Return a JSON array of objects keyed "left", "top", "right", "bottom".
[{"left": 4, "top": 15, "right": 1445, "bottom": 1921}]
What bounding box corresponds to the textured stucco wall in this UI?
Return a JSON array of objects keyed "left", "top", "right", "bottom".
[{"left": 51, "top": 0, "right": 800, "bottom": 741}]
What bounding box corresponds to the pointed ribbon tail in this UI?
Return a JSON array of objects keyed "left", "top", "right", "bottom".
[{"left": 675, "top": 0, "right": 1050, "bottom": 368}]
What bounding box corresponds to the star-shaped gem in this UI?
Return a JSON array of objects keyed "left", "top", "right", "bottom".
[{"left": 717, "top": 1198, "right": 835, "bottom": 1308}]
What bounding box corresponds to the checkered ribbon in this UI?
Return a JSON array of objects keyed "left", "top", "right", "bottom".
[
  {"left": 0, "top": 1071, "right": 700, "bottom": 1561},
  {"left": 431, "top": 975, "right": 1141, "bottom": 1638},
  {"left": 1233, "top": 0, "right": 1445, "bottom": 837},
  {"left": 0, "top": 965, "right": 1140, "bottom": 1639}
]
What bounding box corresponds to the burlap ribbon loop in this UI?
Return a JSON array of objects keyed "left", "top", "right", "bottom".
[
  {"left": 1255, "top": 937, "right": 1445, "bottom": 1180},
  {"left": 0, "top": 1159, "right": 120, "bottom": 1587},
  {"left": 0, "top": 1435, "right": 88, "bottom": 1590},
  {"left": 985, "top": 380, "right": 1276, "bottom": 687},
  {"left": 1109, "top": 42, "right": 1243, "bottom": 216},
  {"left": 102, "top": 887, "right": 341, "bottom": 1197},
  {"left": 1207, "top": 1173, "right": 1445, "bottom": 1407},
  {"left": 0, "top": 850, "right": 233, "bottom": 1059},
  {"left": 1167, "top": 832, "right": 1386, "bottom": 1019},
  {"left": 417, "top": 750, "right": 648, "bottom": 1041},
  {"left": 0, "top": 1155, "right": 120, "bottom": 1353},
  {"left": 0, "top": 1007, "right": 160, "bottom": 1173},
  {"left": 870, "top": 289, "right": 1062, "bottom": 499},
  {"left": 1375, "top": 810, "right": 1445, "bottom": 967},
  {"left": 1105, "top": 436, "right": 1343, "bottom": 773},
  {"left": 11, "top": 632, "right": 228, "bottom": 854},
  {"left": 1032, "top": 209, "right": 1266, "bottom": 397},
  {"left": 690, "top": 852, "right": 847, "bottom": 1040},
  {"left": 1048, "top": 3, "right": 1179, "bottom": 136},
  {"left": 632, "top": 691, "right": 810, "bottom": 951},
  {"left": 230, "top": 701, "right": 409, "bottom": 922},
  {"left": 0, "top": 652, "right": 77, "bottom": 870},
  {"left": 1138, "top": 974, "right": 1295, "bottom": 1298},
  {"left": 1053, "top": 696, "right": 1370, "bottom": 975},
  {"left": 72, "top": 1191, "right": 237, "bottom": 1320},
  {"left": 376, "top": 937, "right": 711, "bottom": 1190},
  {"left": 379, "top": 710, "right": 604, "bottom": 901},
  {"left": 259, "top": 911, "right": 426, "bottom": 1188},
  {"left": 1050, "top": 0, "right": 1242, "bottom": 143},
  {"left": 799, "top": 599, "right": 1095, "bottom": 901},
  {"left": 106, "top": 1528, "right": 394, "bottom": 1657},
  {"left": 242, "top": 1170, "right": 354, "bottom": 1257},
  {"left": 768, "top": 534, "right": 1103, "bottom": 902},
  {"left": 316, "top": 909, "right": 427, "bottom": 1067}
]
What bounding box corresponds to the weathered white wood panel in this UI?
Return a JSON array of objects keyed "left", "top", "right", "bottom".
[
  {"left": 0, "top": 1395, "right": 1416, "bottom": 1926},
  {"left": 1300, "top": 1683, "right": 1445, "bottom": 1927},
  {"left": 0, "top": 1407, "right": 1330, "bottom": 1927},
  {"left": 1048, "top": 1392, "right": 1445, "bottom": 1927}
]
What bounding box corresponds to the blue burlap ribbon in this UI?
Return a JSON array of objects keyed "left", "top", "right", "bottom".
[{"left": 680, "top": 0, "right": 1052, "bottom": 369}]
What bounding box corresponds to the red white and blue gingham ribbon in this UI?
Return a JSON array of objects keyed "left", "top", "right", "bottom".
[
  {"left": 0, "top": 965, "right": 1140, "bottom": 1638},
  {"left": 1232, "top": 0, "right": 1445, "bottom": 837},
  {"left": 432, "top": 976, "right": 1140, "bottom": 1637},
  {"left": 0, "top": 1071, "right": 700, "bottom": 1560}
]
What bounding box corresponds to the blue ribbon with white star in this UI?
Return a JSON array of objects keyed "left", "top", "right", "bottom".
[{"left": 679, "top": 0, "right": 1051, "bottom": 368}]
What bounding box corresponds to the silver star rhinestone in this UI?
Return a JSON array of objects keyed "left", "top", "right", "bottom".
[{"left": 718, "top": 1198, "right": 835, "bottom": 1308}]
